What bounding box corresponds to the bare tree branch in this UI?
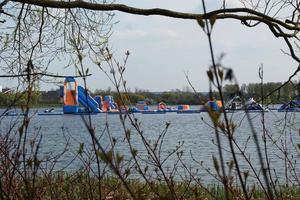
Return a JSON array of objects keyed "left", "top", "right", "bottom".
[{"left": 0, "top": 72, "right": 92, "bottom": 78}]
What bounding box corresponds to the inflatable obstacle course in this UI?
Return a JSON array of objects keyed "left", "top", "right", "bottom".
[
  {"left": 62, "top": 77, "right": 119, "bottom": 114},
  {"left": 38, "top": 77, "right": 222, "bottom": 115}
]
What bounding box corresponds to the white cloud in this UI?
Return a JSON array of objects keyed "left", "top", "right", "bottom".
[
  {"left": 114, "top": 29, "right": 147, "bottom": 39},
  {"left": 114, "top": 27, "right": 179, "bottom": 40},
  {"left": 93, "top": 1, "right": 299, "bottom": 91}
]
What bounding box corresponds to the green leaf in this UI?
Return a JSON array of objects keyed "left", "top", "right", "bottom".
[
  {"left": 131, "top": 148, "right": 138, "bottom": 157},
  {"left": 18, "top": 126, "right": 24, "bottom": 136},
  {"left": 124, "top": 169, "right": 131, "bottom": 177},
  {"left": 227, "top": 160, "right": 234, "bottom": 172},
  {"left": 207, "top": 70, "right": 214, "bottom": 83},
  {"left": 144, "top": 166, "right": 148, "bottom": 173},
  {"left": 212, "top": 156, "right": 219, "bottom": 173},
  {"left": 116, "top": 152, "right": 124, "bottom": 166},
  {"left": 217, "top": 121, "right": 225, "bottom": 132},
  {"left": 78, "top": 54, "right": 83, "bottom": 62},
  {"left": 208, "top": 109, "right": 221, "bottom": 123},
  {"left": 225, "top": 69, "right": 233, "bottom": 81},
  {"left": 27, "top": 158, "right": 32, "bottom": 167},
  {"left": 78, "top": 143, "right": 84, "bottom": 155},
  {"left": 112, "top": 137, "right": 117, "bottom": 145},
  {"left": 77, "top": 69, "right": 82, "bottom": 77},
  {"left": 196, "top": 17, "right": 205, "bottom": 29},
  {"left": 125, "top": 129, "right": 131, "bottom": 140},
  {"left": 3, "top": 34, "right": 9, "bottom": 48},
  {"left": 209, "top": 15, "right": 217, "bottom": 27},
  {"left": 218, "top": 68, "right": 224, "bottom": 81},
  {"left": 244, "top": 171, "right": 249, "bottom": 182},
  {"left": 165, "top": 122, "right": 171, "bottom": 128},
  {"left": 229, "top": 122, "right": 236, "bottom": 134},
  {"left": 34, "top": 157, "right": 41, "bottom": 167},
  {"left": 97, "top": 150, "right": 113, "bottom": 163}
]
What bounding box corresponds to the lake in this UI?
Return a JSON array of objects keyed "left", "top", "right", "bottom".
[{"left": 1, "top": 107, "right": 300, "bottom": 185}]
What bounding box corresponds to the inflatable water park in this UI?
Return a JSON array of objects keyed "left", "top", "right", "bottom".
[
  {"left": 38, "top": 77, "right": 117, "bottom": 115},
  {"left": 3, "top": 77, "right": 300, "bottom": 116},
  {"left": 38, "top": 77, "right": 223, "bottom": 115}
]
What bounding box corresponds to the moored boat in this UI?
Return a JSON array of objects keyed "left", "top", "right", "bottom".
[
  {"left": 225, "top": 96, "right": 268, "bottom": 112},
  {"left": 278, "top": 100, "right": 300, "bottom": 112}
]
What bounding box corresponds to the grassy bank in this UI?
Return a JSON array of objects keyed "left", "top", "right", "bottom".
[{"left": 2, "top": 172, "right": 300, "bottom": 200}]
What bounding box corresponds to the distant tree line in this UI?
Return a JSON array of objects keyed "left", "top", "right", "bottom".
[
  {"left": 93, "top": 88, "right": 207, "bottom": 105},
  {"left": 0, "top": 82, "right": 297, "bottom": 107},
  {"left": 0, "top": 91, "right": 40, "bottom": 107},
  {"left": 223, "top": 82, "right": 299, "bottom": 104}
]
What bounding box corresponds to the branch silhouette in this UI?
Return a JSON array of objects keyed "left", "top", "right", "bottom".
[{"left": 0, "top": 72, "right": 92, "bottom": 78}]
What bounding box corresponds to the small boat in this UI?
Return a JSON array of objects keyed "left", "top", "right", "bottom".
[
  {"left": 225, "top": 97, "right": 268, "bottom": 112},
  {"left": 245, "top": 98, "right": 269, "bottom": 112},
  {"left": 43, "top": 108, "right": 55, "bottom": 113},
  {"left": 225, "top": 96, "right": 243, "bottom": 111},
  {"left": 278, "top": 100, "right": 300, "bottom": 112},
  {"left": 246, "top": 104, "right": 269, "bottom": 112}
]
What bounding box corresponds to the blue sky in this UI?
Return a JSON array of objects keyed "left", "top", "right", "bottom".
[{"left": 1, "top": 1, "right": 298, "bottom": 92}]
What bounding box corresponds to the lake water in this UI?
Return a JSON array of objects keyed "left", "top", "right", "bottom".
[{"left": 1, "top": 107, "right": 300, "bottom": 185}]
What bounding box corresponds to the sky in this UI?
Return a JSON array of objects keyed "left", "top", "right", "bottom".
[
  {"left": 1, "top": 0, "right": 298, "bottom": 92},
  {"left": 93, "top": 0, "right": 297, "bottom": 92}
]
